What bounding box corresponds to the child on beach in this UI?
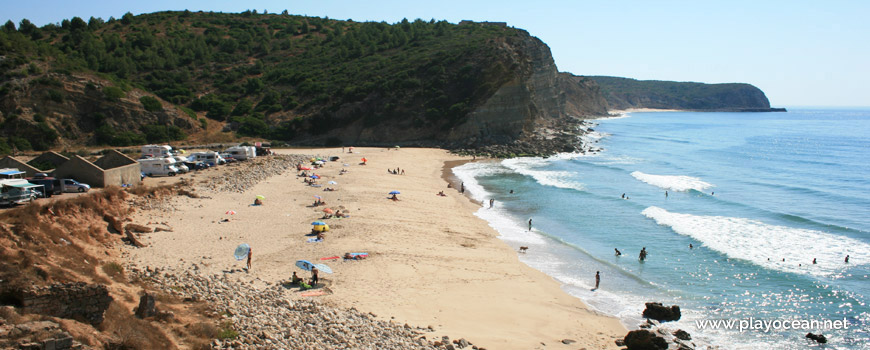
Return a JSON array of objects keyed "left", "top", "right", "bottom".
[{"left": 246, "top": 247, "right": 252, "bottom": 271}]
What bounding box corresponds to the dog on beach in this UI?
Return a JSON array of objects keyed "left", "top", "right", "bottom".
[{"left": 519, "top": 246, "right": 528, "bottom": 253}]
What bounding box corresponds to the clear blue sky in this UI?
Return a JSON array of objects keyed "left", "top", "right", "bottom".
[{"left": 4, "top": 0, "right": 868, "bottom": 107}]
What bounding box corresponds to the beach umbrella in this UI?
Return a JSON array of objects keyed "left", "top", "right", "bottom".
[
  {"left": 327, "top": 181, "right": 337, "bottom": 185},
  {"left": 233, "top": 243, "right": 250, "bottom": 261},
  {"left": 314, "top": 195, "right": 322, "bottom": 199},
  {"left": 311, "top": 221, "right": 326, "bottom": 226},
  {"left": 310, "top": 175, "right": 320, "bottom": 179},
  {"left": 314, "top": 263, "right": 333, "bottom": 274},
  {"left": 389, "top": 191, "right": 400, "bottom": 195},
  {"left": 225, "top": 210, "right": 236, "bottom": 215},
  {"left": 296, "top": 260, "right": 315, "bottom": 271},
  {"left": 323, "top": 208, "right": 334, "bottom": 214},
  {"left": 394, "top": 145, "right": 400, "bottom": 149},
  {"left": 361, "top": 157, "right": 367, "bottom": 163},
  {"left": 256, "top": 195, "right": 265, "bottom": 200}
]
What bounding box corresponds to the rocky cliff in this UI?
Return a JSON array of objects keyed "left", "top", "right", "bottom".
[{"left": 586, "top": 76, "right": 785, "bottom": 112}]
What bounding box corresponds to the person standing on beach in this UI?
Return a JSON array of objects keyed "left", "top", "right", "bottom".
[
  {"left": 595, "top": 271, "right": 600, "bottom": 290},
  {"left": 489, "top": 199, "right": 494, "bottom": 208},
  {"left": 639, "top": 247, "right": 647, "bottom": 261},
  {"left": 665, "top": 191, "right": 668, "bottom": 198},
  {"left": 846, "top": 255, "right": 850, "bottom": 263},
  {"left": 311, "top": 266, "right": 319, "bottom": 286},
  {"left": 528, "top": 218, "right": 533, "bottom": 231},
  {"left": 461, "top": 182, "right": 465, "bottom": 194},
  {"left": 246, "top": 247, "right": 252, "bottom": 271},
  {"left": 614, "top": 248, "right": 622, "bottom": 256}
]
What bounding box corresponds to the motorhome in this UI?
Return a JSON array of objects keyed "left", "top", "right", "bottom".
[
  {"left": 190, "top": 151, "right": 225, "bottom": 166},
  {"left": 0, "top": 178, "right": 40, "bottom": 206},
  {"left": 141, "top": 144, "right": 173, "bottom": 158},
  {"left": 139, "top": 157, "right": 181, "bottom": 176},
  {"left": 224, "top": 146, "right": 257, "bottom": 161},
  {"left": 171, "top": 156, "right": 189, "bottom": 173}
]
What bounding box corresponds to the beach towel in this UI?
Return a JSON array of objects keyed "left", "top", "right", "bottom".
[
  {"left": 320, "top": 256, "right": 340, "bottom": 260},
  {"left": 307, "top": 238, "right": 323, "bottom": 243}
]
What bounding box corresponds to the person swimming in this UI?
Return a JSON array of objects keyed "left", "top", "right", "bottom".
[
  {"left": 639, "top": 247, "right": 647, "bottom": 261},
  {"left": 614, "top": 248, "right": 622, "bottom": 256}
]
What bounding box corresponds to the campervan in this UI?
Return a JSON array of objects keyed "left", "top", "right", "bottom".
[
  {"left": 224, "top": 146, "right": 257, "bottom": 161},
  {"left": 141, "top": 144, "right": 173, "bottom": 158},
  {"left": 190, "top": 151, "right": 225, "bottom": 166},
  {"left": 139, "top": 157, "right": 180, "bottom": 176},
  {"left": 171, "top": 156, "right": 189, "bottom": 173},
  {"left": 0, "top": 178, "right": 40, "bottom": 206}
]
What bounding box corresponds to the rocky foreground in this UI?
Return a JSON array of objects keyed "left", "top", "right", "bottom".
[{"left": 130, "top": 267, "right": 482, "bottom": 350}]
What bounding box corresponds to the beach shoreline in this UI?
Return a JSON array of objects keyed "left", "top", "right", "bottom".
[{"left": 124, "top": 147, "right": 626, "bottom": 349}]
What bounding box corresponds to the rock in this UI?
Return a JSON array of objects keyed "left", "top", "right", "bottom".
[
  {"left": 673, "top": 329, "right": 691, "bottom": 340},
  {"left": 624, "top": 329, "right": 668, "bottom": 350},
  {"left": 561, "top": 339, "right": 576, "bottom": 344},
  {"left": 642, "top": 302, "right": 681, "bottom": 322},
  {"left": 806, "top": 333, "right": 827, "bottom": 344},
  {"left": 135, "top": 292, "right": 157, "bottom": 318},
  {"left": 615, "top": 339, "right": 626, "bottom": 346},
  {"left": 459, "top": 338, "right": 469, "bottom": 348}
]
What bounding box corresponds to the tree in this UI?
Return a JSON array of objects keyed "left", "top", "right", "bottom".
[
  {"left": 121, "top": 12, "right": 134, "bottom": 25},
  {"left": 3, "top": 20, "right": 15, "bottom": 32},
  {"left": 139, "top": 96, "right": 163, "bottom": 112}
]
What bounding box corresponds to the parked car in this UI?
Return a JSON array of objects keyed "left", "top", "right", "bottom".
[
  {"left": 27, "top": 175, "right": 62, "bottom": 197},
  {"left": 63, "top": 179, "right": 90, "bottom": 193},
  {"left": 183, "top": 161, "right": 207, "bottom": 171}
]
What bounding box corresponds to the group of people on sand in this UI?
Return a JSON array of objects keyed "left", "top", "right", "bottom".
[
  {"left": 388, "top": 168, "right": 405, "bottom": 175},
  {"left": 290, "top": 269, "right": 319, "bottom": 289}
]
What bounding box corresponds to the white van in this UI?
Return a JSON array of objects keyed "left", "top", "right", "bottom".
[
  {"left": 139, "top": 158, "right": 180, "bottom": 176},
  {"left": 171, "top": 156, "right": 189, "bottom": 173},
  {"left": 141, "top": 144, "right": 173, "bottom": 158},
  {"left": 224, "top": 146, "right": 256, "bottom": 161},
  {"left": 190, "top": 151, "right": 225, "bottom": 166}
]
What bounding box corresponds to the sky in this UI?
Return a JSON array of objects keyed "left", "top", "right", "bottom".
[{"left": 3, "top": 0, "right": 868, "bottom": 107}]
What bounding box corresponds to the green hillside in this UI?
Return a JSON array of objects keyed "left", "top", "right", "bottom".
[
  {"left": 0, "top": 11, "right": 528, "bottom": 151},
  {"left": 587, "top": 76, "right": 781, "bottom": 111}
]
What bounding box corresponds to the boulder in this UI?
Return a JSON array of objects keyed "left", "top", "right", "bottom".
[
  {"left": 806, "top": 333, "right": 827, "bottom": 344},
  {"left": 673, "top": 329, "right": 692, "bottom": 340},
  {"left": 624, "top": 329, "right": 668, "bottom": 350},
  {"left": 642, "top": 302, "right": 681, "bottom": 322},
  {"left": 134, "top": 293, "right": 156, "bottom": 318}
]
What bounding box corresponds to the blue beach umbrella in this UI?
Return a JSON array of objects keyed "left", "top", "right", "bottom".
[
  {"left": 311, "top": 221, "right": 326, "bottom": 226},
  {"left": 314, "top": 263, "right": 333, "bottom": 274},
  {"left": 389, "top": 191, "right": 400, "bottom": 195},
  {"left": 296, "top": 260, "right": 315, "bottom": 271},
  {"left": 233, "top": 243, "right": 250, "bottom": 261},
  {"left": 327, "top": 181, "right": 338, "bottom": 185}
]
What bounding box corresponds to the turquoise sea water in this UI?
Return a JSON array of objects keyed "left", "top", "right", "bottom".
[{"left": 453, "top": 109, "right": 870, "bottom": 349}]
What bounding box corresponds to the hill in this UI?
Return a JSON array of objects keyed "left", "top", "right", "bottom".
[
  {"left": 0, "top": 11, "right": 608, "bottom": 156},
  {"left": 586, "top": 76, "right": 785, "bottom": 112}
]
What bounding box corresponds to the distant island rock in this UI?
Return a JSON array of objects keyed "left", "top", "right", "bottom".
[{"left": 585, "top": 76, "right": 786, "bottom": 112}]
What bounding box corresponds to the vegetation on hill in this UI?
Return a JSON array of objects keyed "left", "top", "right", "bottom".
[
  {"left": 586, "top": 76, "right": 777, "bottom": 111},
  {"left": 0, "top": 10, "right": 529, "bottom": 152}
]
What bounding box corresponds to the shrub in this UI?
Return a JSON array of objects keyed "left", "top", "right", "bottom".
[
  {"left": 103, "top": 86, "right": 125, "bottom": 101},
  {"left": 139, "top": 96, "right": 163, "bottom": 112}
]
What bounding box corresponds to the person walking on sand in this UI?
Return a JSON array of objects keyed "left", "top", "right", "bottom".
[
  {"left": 595, "top": 271, "right": 600, "bottom": 290},
  {"left": 528, "top": 218, "right": 533, "bottom": 231},
  {"left": 246, "top": 247, "right": 252, "bottom": 271},
  {"left": 461, "top": 182, "right": 465, "bottom": 194}
]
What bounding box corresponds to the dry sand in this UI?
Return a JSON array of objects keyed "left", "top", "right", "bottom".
[{"left": 125, "top": 147, "right": 625, "bottom": 349}]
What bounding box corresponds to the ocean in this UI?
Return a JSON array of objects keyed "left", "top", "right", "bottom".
[{"left": 453, "top": 108, "right": 870, "bottom": 349}]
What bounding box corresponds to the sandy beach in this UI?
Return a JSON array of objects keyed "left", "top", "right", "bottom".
[{"left": 125, "top": 147, "right": 625, "bottom": 349}]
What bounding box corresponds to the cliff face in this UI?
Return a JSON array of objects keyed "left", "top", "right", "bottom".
[
  {"left": 587, "top": 76, "right": 782, "bottom": 112},
  {"left": 442, "top": 32, "right": 608, "bottom": 151}
]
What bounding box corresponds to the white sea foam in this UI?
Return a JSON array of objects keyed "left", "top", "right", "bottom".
[
  {"left": 631, "top": 171, "right": 714, "bottom": 192},
  {"left": 501, "top": 157, "right": 586, "bottom": 192},
  {"left": 451, "top": 162, "right": 508, "bottom": 202},
  {"left": 642, "top": 206, "right": 869, "bottom": 277}
]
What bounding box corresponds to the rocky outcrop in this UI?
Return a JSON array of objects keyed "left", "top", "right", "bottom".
[
  {"left": 445, "top": 32, "right": 608, "bottom": 155},
  {"left": 642, "top": 302, "right": 682, "bottom": 322},
  {"left": 586, "top": 76, "right": 785, "bottom": 112},
  {"left": 623, "top": 329, "right": 668, "bottom": 350}
]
